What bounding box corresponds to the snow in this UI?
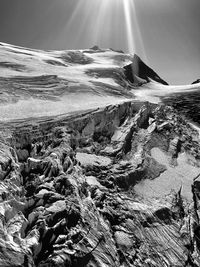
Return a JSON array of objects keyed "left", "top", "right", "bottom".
[
  {"left": 0, "top": 42, "right": 200, "bottom": 121},
  {"left": 134, "top": 147, "right": 200, "bottom": 200},
  {"left": 133, "top": 80, "right": 200, "bottom": 103},
  {"left": 0, "top": 42, "right": 133, "bottom": 121}
]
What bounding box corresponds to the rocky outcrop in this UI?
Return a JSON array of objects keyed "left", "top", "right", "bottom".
[
  {"left": 0, "top": 101, "right": 200, "bottom": 266},
  {"left": 124, "top": 54, "right": 168, "bottom": 85},
  {"left": 192, "top": 79, "right": 200, "bottom": 85}
]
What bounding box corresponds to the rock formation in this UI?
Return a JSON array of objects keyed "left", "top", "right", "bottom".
[
  {"left": 192, "top": 79, "right": 200, "bottom": 85},
  {"left": 124, "top": 54, "right": 168, "bottom": 86}
]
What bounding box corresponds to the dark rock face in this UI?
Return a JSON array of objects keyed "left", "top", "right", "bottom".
[
  {"left": 124, "top": 54, "right": 169, "bottom": 85},
  {"left": 192, "top": 79, "right": 200, "bottom": 84},
  {"left": 0, "top": 101, "right": 200, "bottom": 266}
]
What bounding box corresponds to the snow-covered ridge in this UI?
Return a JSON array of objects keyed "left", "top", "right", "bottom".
[
  {"left": 0, "top": 42, "right": 200, "bottom": 121},
  {"left": 0, "top": 42, "right": 133, "bottom": 121}
]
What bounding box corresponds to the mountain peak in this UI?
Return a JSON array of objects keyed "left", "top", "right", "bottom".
[
  {"left": 192, "top": 78, "right": 200, "bottom": 85},
  {"left": 124, "top": 54, "right": 168, "bottom": 85}
]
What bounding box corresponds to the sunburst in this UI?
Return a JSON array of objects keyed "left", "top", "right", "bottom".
[{"left": 63, "top": 0, "right": 146, "bottom": 60}]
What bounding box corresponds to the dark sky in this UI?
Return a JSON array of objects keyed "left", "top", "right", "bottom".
[{"left": 0, "top": 0, "right": 200, "bottom": 84}]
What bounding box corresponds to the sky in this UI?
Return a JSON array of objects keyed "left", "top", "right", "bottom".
[{"left": 0, "top": 0, "right": 200, "bottom": 84}]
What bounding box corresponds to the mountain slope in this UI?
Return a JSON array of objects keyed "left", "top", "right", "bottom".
[
  {"left": 0, "top": 42, "right": 170, "bottom": 121},
  {"left": 0, "top": 43, "right": 132, "bottom": 119}
]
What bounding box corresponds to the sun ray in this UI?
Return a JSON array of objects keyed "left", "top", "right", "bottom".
[
  {"left": 61, "top": 0, "right": 147, "bottom": 60},
  {"left": 64, "top": 0, "right": 84, "bottom": 31},
  {"left": 128, "top": 0, "right": 148, "bottom": 62},
  {"left": 123, "top": 0, "right": 135, "bottom": 54}
]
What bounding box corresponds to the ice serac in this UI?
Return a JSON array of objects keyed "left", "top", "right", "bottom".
[
  {"left": 124, "top": 54, "right": 168, "bottom": 85},
  {"left": 0, "top": 100, "right": 200, "bottom": 266}
]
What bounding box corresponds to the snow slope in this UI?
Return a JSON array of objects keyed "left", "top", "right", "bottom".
[
  {"left": 134, "top": 79, "right": 200, "bottom": 103},
  {"left": 0, "top": 42, "right": 200, "bottom": 121}
]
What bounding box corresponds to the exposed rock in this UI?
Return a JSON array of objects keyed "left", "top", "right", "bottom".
[{"left": 124, "top": 54, "right": 169, "bottom": 85}]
